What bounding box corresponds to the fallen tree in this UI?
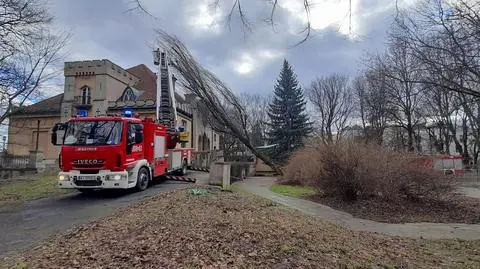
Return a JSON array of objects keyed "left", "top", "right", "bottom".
[{"left": 156, "top": 31, "right": 282, "bottom": 175}]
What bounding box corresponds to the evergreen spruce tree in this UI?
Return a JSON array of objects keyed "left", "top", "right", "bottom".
[{"left": 266, "top": 59, "right": 312, "bottom": 162}]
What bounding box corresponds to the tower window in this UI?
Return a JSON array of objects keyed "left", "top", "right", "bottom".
[{"left": 81, "top": 87, "right": 91, "bottom": 104}]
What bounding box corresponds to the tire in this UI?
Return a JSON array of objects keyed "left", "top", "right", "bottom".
[
  {"left": 179, "top": 160, "right": 187, "bottom": 176},
  {"left": 135, "top": 167, "right": 150, "bottom": 192}
]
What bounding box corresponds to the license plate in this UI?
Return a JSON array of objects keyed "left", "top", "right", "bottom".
[{"left": 77, "top": 176, "right": 96, "bottom": 181}]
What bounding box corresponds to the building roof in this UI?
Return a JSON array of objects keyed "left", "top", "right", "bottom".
[
  {"left": 126, "top": 64, "right": 156, "bottom": 101},
  {"left": 9, "top": 94, "right": 63, "bottom": 116},
  {"left": 126, "top": 64, "right": 185, "bottom": 103}
]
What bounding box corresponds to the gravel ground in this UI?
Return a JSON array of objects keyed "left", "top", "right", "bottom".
[{"left": 2, "top": 187, "right": 480, "bottom": 269}]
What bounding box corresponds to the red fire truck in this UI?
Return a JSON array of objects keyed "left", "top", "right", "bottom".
[
  {"left": 51, "top": 49, "right": 194, "bottom": 192},
  {"left": 51, "top": 113, "right": 193, "bottom": 192}
]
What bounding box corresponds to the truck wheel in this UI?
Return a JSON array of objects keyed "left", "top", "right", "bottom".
[
  {"left": 180, "top": 160, "right": 187, "bottom": 176},
  {"left": 135, "top": 167, "right": 150, "bottom": 192}
]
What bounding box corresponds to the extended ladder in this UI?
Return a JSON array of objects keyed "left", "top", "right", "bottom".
[{"left": 154, "top": 49, "right": 178, "bottom": 133}]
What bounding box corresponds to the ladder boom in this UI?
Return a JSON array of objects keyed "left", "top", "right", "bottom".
[{"left": 157, "top": 51, "right": 177, "bottom": 133}]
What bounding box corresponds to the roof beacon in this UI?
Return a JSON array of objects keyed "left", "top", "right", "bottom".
[{"left": 123, "top": 109, "right": 133, "bottom": 117}]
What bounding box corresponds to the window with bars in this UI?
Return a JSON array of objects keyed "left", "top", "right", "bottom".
[{"left": 81, "top": 87, "right": 91, "bottom": 104}]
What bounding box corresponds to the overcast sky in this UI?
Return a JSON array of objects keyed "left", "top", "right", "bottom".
[{"left": 46, "top": 0, "right": 418, "bottom": 97}]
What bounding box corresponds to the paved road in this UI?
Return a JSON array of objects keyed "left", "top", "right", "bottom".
[
  {"left": 459, "top": 187, "right": 480, "bottom": 199},
  {"left": 0, "top": 178, "right": 194, "bottom": 257},
  {"left": 235, "top": 177, "right": 480, "bottom": 240}
]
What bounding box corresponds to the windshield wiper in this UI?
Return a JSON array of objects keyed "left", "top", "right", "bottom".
[
  {"left": 104, "top": 122, "right": 117, "bottom": 143},
  {"left": 92, "top": 122, "right": 118, "bottom": 145}
]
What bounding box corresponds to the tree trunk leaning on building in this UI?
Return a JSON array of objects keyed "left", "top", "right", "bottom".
[{"left": 156, "top": 31, "right": 282, "bottom": 175}]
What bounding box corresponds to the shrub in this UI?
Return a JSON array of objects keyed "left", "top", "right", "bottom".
[
  {"left": 278, "top": 146, "right": 323, "bottom": 186},
  {"left": 282, "top": 141, "right": 453, "bottom": 201}
]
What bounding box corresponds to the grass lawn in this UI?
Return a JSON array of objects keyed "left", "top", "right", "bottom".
[
  {"left": 0, "top": 175, "right": 72, "bottom": 204},
  {"left": 3, "top": 187, "right": 479, "bottom": 268},
  {"left": 270, "top": 183, "right": 316, "bottom": 197}
]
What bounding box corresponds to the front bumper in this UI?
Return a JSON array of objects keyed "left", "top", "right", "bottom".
[{"left": 57, "top": 170, "right": 129, "bottom": 189}]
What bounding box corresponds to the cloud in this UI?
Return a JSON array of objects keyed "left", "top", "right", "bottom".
[
  {"left": 230, "top": 48, "right": 285, "bottom": 75},
  {"left": 185, "top": 0, "right": 223, "bottom": 34},
  {"left": 44, "top": 0, "right": 408, "bottom": 98}
]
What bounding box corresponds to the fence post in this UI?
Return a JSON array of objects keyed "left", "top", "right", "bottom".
[
  {"left": 29, "top": 150, "right": 45, "bottom": 173},
  {"left": 222, "top": 162, "right": 231, "bottom": 190}
]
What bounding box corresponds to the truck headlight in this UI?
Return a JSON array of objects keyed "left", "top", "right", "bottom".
[
  {"left": 106, "top": 174, "right": 126, "bottom": 181},
  {"left": 59, "top": 175, "right": 69, "bottom": 181}
]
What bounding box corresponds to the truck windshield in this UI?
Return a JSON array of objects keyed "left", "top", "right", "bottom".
[{"left": 63, "top": 121, "right": 123, "bottom": 146}]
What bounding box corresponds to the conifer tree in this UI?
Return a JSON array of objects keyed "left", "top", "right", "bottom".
[{"left": 266, "top": 59, "right": 312, "bottom": 162}]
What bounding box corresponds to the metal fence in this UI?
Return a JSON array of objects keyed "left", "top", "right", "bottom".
[{"left": 0, "top": 154, "right": 35, "bottom": 169}]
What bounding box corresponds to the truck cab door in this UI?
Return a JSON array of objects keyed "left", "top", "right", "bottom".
[{"left": 126, "top": 122, "right": 144, "bottom": 163}]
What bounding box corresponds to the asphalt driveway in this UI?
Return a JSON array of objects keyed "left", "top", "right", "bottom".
[{"left": 0, "top": 178, "right": 193, "bottom": 257}]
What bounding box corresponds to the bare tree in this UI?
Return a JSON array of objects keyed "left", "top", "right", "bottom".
[
  {"left": 0, "top": 0, "right": 68, "bottom": 125},
  {"left": 155, "top": 30, "right": 281, "bottom": 174},
  {"left": 370, "top": 23, "right": 426, "bottom": 152},
  {"left": 198, "top": 93, "right": 269, "bottom": 161},
  {"left": 353, "top": 69, "right": 390, "bottom": 144},
  {"left": 0, "top": 0, "right": 53, "bottom": 63},
  {"left": 396, "top": 0, "right": 480, "bottom": 97},
  {"left": 307, "top": 74, "right": 353, "bottom": 142},
  {"left": 0, "top": 32, "right": 68, "bottom": 125},
  {"left": 456, "top": 93, "right": 480, "bottom": 164},
  {"left": 422, "top": 80, "right": 464, "bottom": 155},
  {"left": 238, "top": 93, "right": 270, "bottom": 146}
]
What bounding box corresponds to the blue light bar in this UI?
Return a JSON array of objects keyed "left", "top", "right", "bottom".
[
  {"left": 78, "top": 110, "right": 88, "bottom": 117},
  {"left": 123, "top": 109, "right": 133, "bottom": 117}
]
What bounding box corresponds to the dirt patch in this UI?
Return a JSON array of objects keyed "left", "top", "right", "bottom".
[
  {"left": 309, "top": 194, "right": 480, "bottom": 224},
  {"left": 2, "top": 188, "right": 480, "bottom": 268}
]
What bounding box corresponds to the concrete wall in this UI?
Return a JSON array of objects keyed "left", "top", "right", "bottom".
[
  {"left": 104, "top": 74, "right": 130, "bottom": 103},
  {"left": 230, "top": 162, "right": 255, "bottom": 179},
  {"left": 208, "top": 161, "right": 255, "bottom": 188},
  {"left": 8, "top": 116, "right": 61, "bottom": 160}
]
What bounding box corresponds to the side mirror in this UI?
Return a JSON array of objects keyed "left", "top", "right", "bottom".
[
  {"left": 135, "top": 132, "right": 143, "bottom": 144},
  {"left": 51, "top": 132, "right": 57, "bottom": 145}
]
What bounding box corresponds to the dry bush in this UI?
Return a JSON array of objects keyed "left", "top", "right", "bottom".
[
  {"left": 279, "top": 146, "right": 323, "bottom": 186},
  {"left": 282, "top": 141, "right": 453, "bottom": 201}
]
